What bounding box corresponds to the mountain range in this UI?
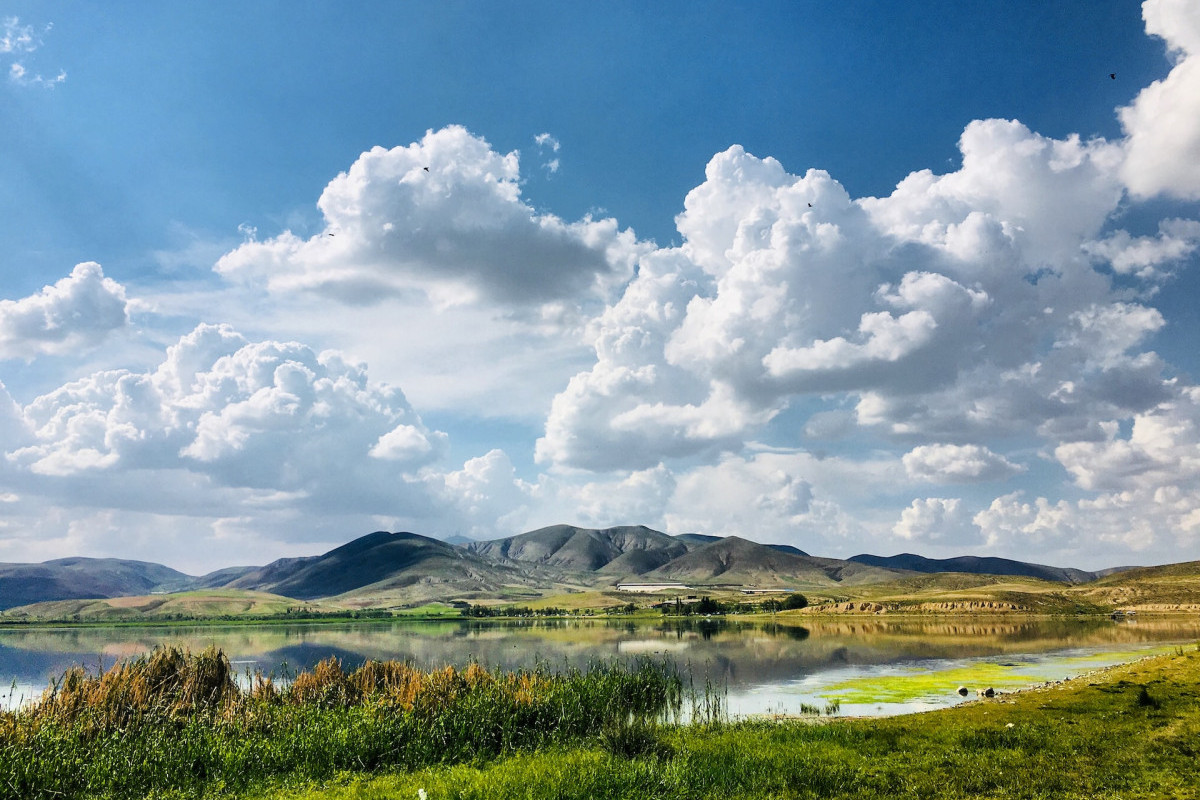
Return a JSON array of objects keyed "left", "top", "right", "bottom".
[
  {"left": 845, "top": 553, "right": 1118, "bottom": 585},
  {"left": 0, "top": 558, "right": 196, "bottom": 611},
  {"left": 0, "top": 525, "right": 1131, "bottom": 611}
]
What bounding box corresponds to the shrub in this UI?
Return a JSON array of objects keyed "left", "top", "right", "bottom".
[{"left": 782, "top": 593, "right": 809, "bottom": 610}]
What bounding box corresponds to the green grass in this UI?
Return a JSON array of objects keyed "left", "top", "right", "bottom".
[
  {"left": 390, "top": 604, "right": 463, "bottom": 618},
  {"left": 0, "top": 647, "right": 682, "bottom": 800},
  {"left": 4, "top": 645, "right": 1200, "bottom": 798},
  {"left": 817, "top": 644, "right": 1189, "bottom": 705},
  {"left": 244, "top": 646, "right": 1200, "bottom": 800}
]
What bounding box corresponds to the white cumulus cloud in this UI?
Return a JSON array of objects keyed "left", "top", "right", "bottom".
[
  {"left": 903, "top": 443, "right": 1025, "bottom": 483},
  {"left": 8, "top": 324, "right": 448, "bottom": 514},
  {"left": 893, "top": 497, "right": 978, "bottom": 544},
  {"left": 1054, "top": 389, "right": 1200, "bottom": 495},
  {"left": 1120, "top": 0, "right": 1200, "bottom": 199},
  {"left": 540, "top": 117, "right": 1146, "bottom": 472},
  {"left": 973, "top": 492, "right": 1077, "bottom": 550},
  {"left": 1084, "top": 218, "right": 1200, "bottom": 280},
  {"left": 435, "top": 449, "right": 536, "bottom": 538},
  {"left": 0, "top": 263, "right": 130, "bottom": 360},
  {"left": 216, "top": 125, "right": 644, "bottom": 307}
]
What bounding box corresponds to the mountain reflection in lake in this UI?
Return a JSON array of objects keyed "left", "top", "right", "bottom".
[{"left": 3, "top": 616, "right": 1198, "bottom": 716}]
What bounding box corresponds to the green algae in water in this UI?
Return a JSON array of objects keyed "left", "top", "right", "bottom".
[{"left": 817, "top": 643, "right": 1184, "bottom": 705}]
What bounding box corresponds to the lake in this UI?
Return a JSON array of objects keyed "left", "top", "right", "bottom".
[{"left": 3, "top": 615, "right": 1199, "bottom": 717}]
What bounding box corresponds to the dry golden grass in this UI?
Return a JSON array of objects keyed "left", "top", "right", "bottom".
[{"left": 33, "top": 645, "right": 239, "bottom": 732}]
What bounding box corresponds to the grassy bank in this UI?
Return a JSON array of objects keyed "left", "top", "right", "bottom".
[
  {"left": 251, "top": 646, "right": 1200, "bottom": 800},
  {"left": 4, "top": 647, "right": 1200, "bottom": 799},
  {"left": 0, "top": 647, "right": 682, "bottom": 800}
]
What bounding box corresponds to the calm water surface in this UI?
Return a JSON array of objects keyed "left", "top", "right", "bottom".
[{"left": 2, "top": 616, "right": 1198, "bottom": 716}]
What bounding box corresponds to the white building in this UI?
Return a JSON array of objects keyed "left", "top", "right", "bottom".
[{"left": 615, "top": 582, "right": 688, "bottom": 593}]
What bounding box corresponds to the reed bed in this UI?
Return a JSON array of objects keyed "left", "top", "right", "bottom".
[
  {"left": 0, "top": 645, "right": 681, "bottom": 800},
  {"left": 256, "top": 648, "right": 1200, "bottom": 800}
]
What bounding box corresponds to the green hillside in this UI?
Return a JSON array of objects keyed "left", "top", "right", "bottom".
[{"left": 1, "top": 589, "right": 303, "bottom": 622}]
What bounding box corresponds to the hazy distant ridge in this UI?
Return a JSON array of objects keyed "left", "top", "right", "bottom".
[
  {"left": 848, "top": 553, "right": 1108, "bottom": 584},
  {"left": 645, "top": 536, "right": 904, "bottom": 587},
  {"left": 0, "top": 558, "right": 193, "bottom": 611}
]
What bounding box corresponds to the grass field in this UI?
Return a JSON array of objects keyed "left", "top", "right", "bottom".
[
  {"left": 2, "top": 641, "right": 1199, "bottom": 798},
  {"left": 248, "top": 645, "right": 1200, "bottom": 800}
]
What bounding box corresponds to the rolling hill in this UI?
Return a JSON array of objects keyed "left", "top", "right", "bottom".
[
  {"left": 0, "top": 557, "right": 195, "bottom": 611},
  {"left": 1, "top": 589, "right": 301, "bottom": 622},
  {"left": 673, "top": 533, "right": 722, "bottom": 548},
  {"left": 643, "top": 536, "right": 907, "bottom": 588},
  {"left": 227, "top": 530, "right": 531, "bottom": 600},
  {"left": 848, "top": 553, "right": 1109, "bottom": 584},
  {"left": 1068, "top": 560, "right": 1200, "bottom": 610},
  {"left": 4, "top": 526, "right": 1188, "bottom": 615},
  {"left": 188, "top": 565, "right": 262, "bottom": 590},
  {"left": 467, "top": 524, "right": 689, "bottom": 573}
]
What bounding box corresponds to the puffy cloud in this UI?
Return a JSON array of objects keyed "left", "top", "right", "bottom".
[
  {"left": 762, "top": 271, "right": 990, "bottom": 394},
  {"left": 0, "top": 263, "right": 129, "bottom": 360},
  {"left": 1056, "top": 303, "right": 1165, "bottom": 370},
  {"left": 561, "top": 464, "right": 677, "bottom": 528},
  {"left": 7, "top": 324, "right": 447, "bottom": 513},
  {"left": 436, "top": 449, "right": 535, "bottom": 538},
  {"left": 902, "top": 444, "right": 1024, "bottom": 483},
  {"left": 1054, "top": 388, "right": 1200, "bottom": 494},
  {"left": 893, "top": 497, "right": 978, "bottom": 544},
  {"left": 542, "top": 118, "right": 1140, "bottom": 471},
  {"left": 658, "top": 450, "right": 902, "bottom": 552},
  {"left": 1084, "top": 218, "right": 1200, "bottom": 280},
  {"left": 216, "top": 125, "right": 644, "bottom": 306},
  {"left": 865, "top": 119, "right": 1124, "bottom": 266},
  {"left": 971, "top": 389, "right": 1200, "bottom": 560},
  {"left": 665, "top": 455, "right": 815, "bottom": 539},
  {"left": 370, "top": 425, "right": 436, "bottom": 461},
  {"left": 525, "top": 33, "right": 1200, "bottom": 567},
  {"left": 1120, "top": 0, "right": 1200, "bottom": 199},
  {"left": 973, "top": 492, "right": 1077, "bottom": 550},
  {"left": 535, "top": 247, "right": 761, "bottom": 470}
]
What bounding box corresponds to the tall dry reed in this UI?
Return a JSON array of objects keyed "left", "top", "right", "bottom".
[{"left": 0, "top": 645, "right": 682, "bottom": 800}]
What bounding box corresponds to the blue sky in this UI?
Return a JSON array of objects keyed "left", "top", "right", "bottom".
[{"left": 2, "top": 1, "right": 1199, "bottom": 573}]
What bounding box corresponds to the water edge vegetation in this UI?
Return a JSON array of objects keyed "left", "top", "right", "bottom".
[
  {"left": 256, "top": 645, "right": 1200, "bottom": 800},
  {"left": 0, "top": 642, "right": 1198, "bottom": 798},
  {"left": 0, "top": 646, "right": 682, "bottom": 800}
]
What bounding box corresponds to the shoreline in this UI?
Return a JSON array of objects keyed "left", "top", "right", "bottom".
[
  {"left": 746, "top": 645, "right": 1196, "bottom": 724},
  {"left": 3, "top": 607, "right": 1199, "bottom": 629}
]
